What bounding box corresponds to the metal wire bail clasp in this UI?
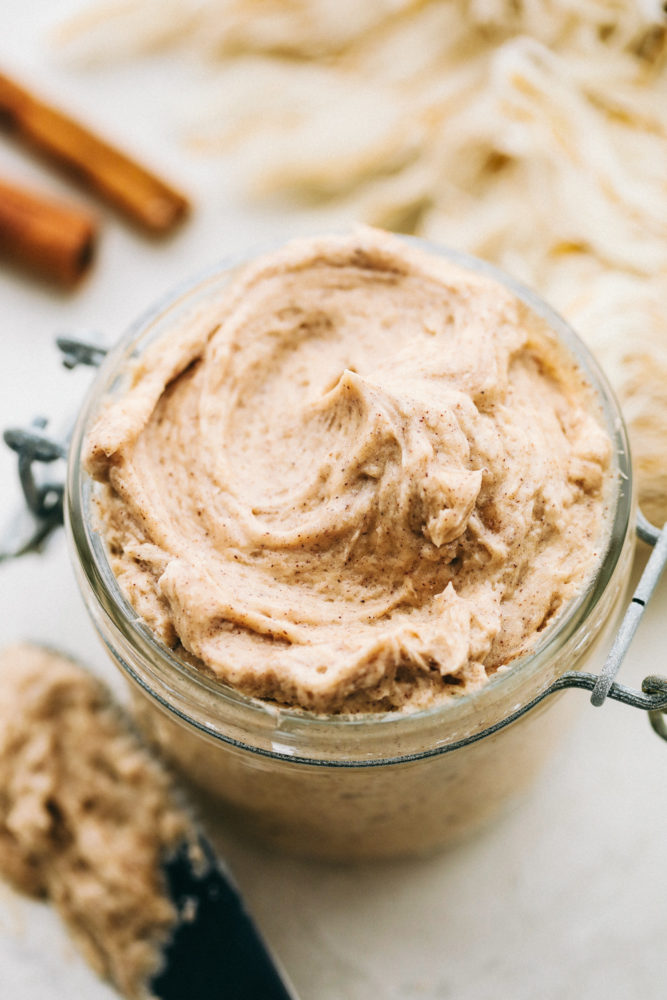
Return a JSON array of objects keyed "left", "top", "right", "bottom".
[
  {"left": 586, "top": 510, "right": 667, "bottom": 741},
  {"left": 0, "top": 335, "right": 107, "bottom": 561},
  {"left": 566, "top": 511, "right": 667, "bottom": 740},
  {"left": 591, "top": 512, "right": 667, "bottom": 706},
  {"left": 1, "top": 418, "right": 67, "bottom": 559}
]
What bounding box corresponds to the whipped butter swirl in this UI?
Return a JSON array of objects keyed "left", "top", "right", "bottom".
[{"left": 85, "top": 230, "right": 611, "bottom": 712}]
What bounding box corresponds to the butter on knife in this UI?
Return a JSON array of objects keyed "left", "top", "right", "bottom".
[{"left": 0, "top": 643, "right": 296, "bottom": 1000}]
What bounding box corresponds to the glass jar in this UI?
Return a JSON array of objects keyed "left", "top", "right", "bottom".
[{"left": 65, "top": 239, "right": 635, "bottom": 861}]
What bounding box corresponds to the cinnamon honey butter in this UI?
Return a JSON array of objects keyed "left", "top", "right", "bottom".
[{"left": 84, "top": 229, "right": 612, "bottom": 716}]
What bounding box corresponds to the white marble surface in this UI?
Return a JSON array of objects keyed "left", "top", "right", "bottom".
[{"left": 1, "top": 4, "right": 667, "bottom": 998}]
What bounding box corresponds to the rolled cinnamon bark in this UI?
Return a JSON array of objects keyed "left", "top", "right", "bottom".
[
  {"left": 0, "top": 71, "right": 190, "bottom": 234},
  {"left": 0, "top": 177, "right": 97, "bottom": 286}
]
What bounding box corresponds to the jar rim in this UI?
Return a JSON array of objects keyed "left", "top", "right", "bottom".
[{"left": 65, "top": 234, "right": 634, "bottom": 765}]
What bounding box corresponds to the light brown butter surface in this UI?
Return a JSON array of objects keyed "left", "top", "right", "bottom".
[{"left": 85, "top": 229, "right": 612, "bottom": 713}]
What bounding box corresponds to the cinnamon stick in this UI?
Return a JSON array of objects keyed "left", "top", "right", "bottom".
[
  {"left": 0, "top": 177, "right": 97, "bottom": 287},
  {"left": 0, "top": 71, "right": 190, "bottom": 234}
]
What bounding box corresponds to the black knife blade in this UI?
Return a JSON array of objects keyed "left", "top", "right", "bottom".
[{"left": 151, "top": 835, "right": 298, "bottom": 1000}]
